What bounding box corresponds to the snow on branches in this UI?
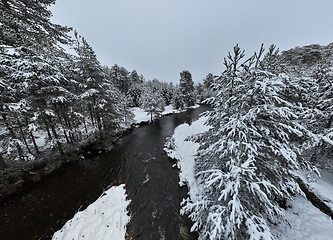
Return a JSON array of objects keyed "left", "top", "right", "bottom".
[{"left": 182, "top": 44, "right": 316, "bottom": 240}]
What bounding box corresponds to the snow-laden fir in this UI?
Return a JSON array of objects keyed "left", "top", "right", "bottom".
[
  {"left": 165, "top": 115, "right": 333, "bottom": 240},
  {"left": 165, "top": 44, "right": 331, "bottom": 240}
]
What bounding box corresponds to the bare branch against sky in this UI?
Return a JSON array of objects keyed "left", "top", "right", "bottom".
[{"left": 50, "top": 0, "right": 333, "bottom": 83}]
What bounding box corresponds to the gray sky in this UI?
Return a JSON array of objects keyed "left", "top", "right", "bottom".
[{"left": 50, "top": 0, "right": 333, "bottom": 83}]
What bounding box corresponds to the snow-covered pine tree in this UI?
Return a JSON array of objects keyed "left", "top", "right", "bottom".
[
  {"left": 127, "top": 83, "right": 143, "bottom": 107},
  {"left": 108, "top": 64, "right": 131, "bottom": 93},
  {"left": 139, "top": 82, "right": 165, "bottom": 122},
  {"left": 311, "top": 64, "right": 333, "bottom": 130},
  {"left": 0, "top": 0, "right": 70, "bottom": 49},
  {"left": 172, "top": 88, "right": 186, "bottom": 110},
  {"left": 299, "top": 64, "right": 333, "bottom": 162},
  {"left": 195, "top": 83, "right": 205, "bottom": 103},
  {"left": 0, "top": 0, "right": 73, "bottom": 159},
  {"left": 0, "top": 46, "right": 70, "bottom": 157},
  {"left": 72, "top": 31, "right": 121, "bottom": 134},
  {"left": 179, "top": 70, "right": 196, "bottom": 107},
  {"left": 165, "top": 82, "right": 176, "bottom": 105},
  {"left": 129, "top": 70, "right": 143, "bottom": 85},
  {"left": 181, "top": 44, "right": 315, "bottom": 240},
  {"left": 203, "top": 73, "right": 215, "bottom": 89}
]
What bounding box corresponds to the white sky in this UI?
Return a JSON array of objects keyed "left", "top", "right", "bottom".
[{"left": 50, "top": 0, "right": 333, "bottom": 83}]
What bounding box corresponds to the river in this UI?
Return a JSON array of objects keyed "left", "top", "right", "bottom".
[{"left": 0, "top": 105, "right": 211, "bottom": 240}]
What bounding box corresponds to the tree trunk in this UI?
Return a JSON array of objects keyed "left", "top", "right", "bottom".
[
  {"left": 63, "top": 130, "right": 70, "bottom": 143},
  {"left": 29, "top": 131, "right": 39, "bottom": 154},
  {"left": 83, "top": 119, "right": 88, "bottom": 134},
  {"left": 326, "top": 115, "right": 333, "bottom": 128},
  {"left": 17, "top": 117, "right": 31, "bottom": 154},
  {"left": 2, "top": 112, "right": 23, "bottom": 155},
  {"left": 43, "top": 116, "right": 52, "bottom": 139},
  {"left": 88, "top": 102, "right": 95, "bottom": 127},
  {"left": 48, "top": 117, "right": 63, "bottom": 155}
]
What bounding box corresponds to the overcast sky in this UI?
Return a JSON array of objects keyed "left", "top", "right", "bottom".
[{"left": 50, "top": 0, "right": 333, "bottom": 83}]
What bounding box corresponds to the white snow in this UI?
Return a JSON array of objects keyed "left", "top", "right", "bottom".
[
  {"left": 164, "top": 114, "right": 211, "bottom": 199},
  {"left": 131, "top": 104, "right": 200, "bottom": 124},
  {"left": 165, "top": 115, "right": 333, "bottom": 239},
  {"left": 52, "top": 184, "right": 131, "bottom": 240},
  {"left": 294, "top": 170, "right": 333, "bottom": 212},
  {"left": 131, "top": 107, "right": 151, "bottom": 123},
  {"left": 272, "top": 197, "right": 333, "bottom": 240}
]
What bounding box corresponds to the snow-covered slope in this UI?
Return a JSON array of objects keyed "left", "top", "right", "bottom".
[{"left": 52, "top": 184, "right": 130, "bottom": 240}]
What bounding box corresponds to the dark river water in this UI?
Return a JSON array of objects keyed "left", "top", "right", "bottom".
[{"left": 0, "top": 105, "right": 210, "bottom": 240}]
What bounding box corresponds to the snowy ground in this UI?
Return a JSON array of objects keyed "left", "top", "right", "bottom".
[
  {"left": 294, "top": 170, "right": 333, "bottom": 213},
  {"left": 164, "top": 114, "right": 211, "bottom": 200},
  {"left": 164, "top": 114, "right": 333, "bottom": 240},
  {"left": 52, "top": 184, "right": 130, "bottom": 240},
  {"left": 131, "top": 104, "right": 199, "bottom": 124}
]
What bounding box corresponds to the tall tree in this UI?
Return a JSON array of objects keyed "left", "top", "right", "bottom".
[
  {"left": 0, "top": 0, "right": 70, "bottom": 47},
  {"left": 182, "top": 44, "right": 316, "bottom": 240},
  {"left": 139, "top": 81, "right": 165, "bottom": 122},
  {"left": 203, "top": 73, "right": 215, "bottom": 89},
  {"left": 179, "top": 70, "right": 195, "bottom": 107},
  {"left": 72, "top": 32, "right": 120, "bottom": 132}
]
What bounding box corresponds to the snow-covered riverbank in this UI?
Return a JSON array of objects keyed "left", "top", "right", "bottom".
[
  {"left": 164, "top": 114, "right": 333, "bottom": 240},
  {"left": 131, "top": 104, "right": 200, "bottom": 124},
  {"left": 52, "top": 184, "right": 130, "bottom": 240}
]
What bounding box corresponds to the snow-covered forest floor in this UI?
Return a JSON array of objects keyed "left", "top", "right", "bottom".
[{"left": 164, "top": 114, "right": 333, "bottom": 240}]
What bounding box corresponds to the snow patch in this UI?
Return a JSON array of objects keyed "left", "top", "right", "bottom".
[
  {"left": 131, "top": 104, "right": 199, "bottom": 124},
  {"left": 164, "top": 115, "right": 211, "bottom": 199},
  {"left": 272, "top": 197, "right": 333, "bottom": 240},
  {"left": 52, "top": 184, "right": 131, "bottom": 240}
]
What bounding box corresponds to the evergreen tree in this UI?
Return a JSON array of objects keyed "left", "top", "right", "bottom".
[
  {"left": 0, "top": 0, "right": 73, "bottom": 159},
  {"left": 139, "top": 82, "right": 165, "bottom": 122},
  {"left": 72, "top": 31, "right": 120, "bottom": 133},
  {"left": 181, "top": 44, "right": 316, "bottom": 240},
  {"left": 179, "top": 70, "right": 195, "bottom": 107},
  {"left": 130, "top": 70, "right": 143, "bottom": 84},
  {"left": 127, "top": 83, "right": 143, "bottom": 107},
  {"left": 172, "top": 87, "right": 186, "bottom": 110},
  {"left": 203, "top": 73, "right": 215, "bottom": 89},
  {"left": 0, "top": 0, "right": 70, "bottom": 49},
  {"left": 195, "top": 83, "right": 205, "bottom": 103}
]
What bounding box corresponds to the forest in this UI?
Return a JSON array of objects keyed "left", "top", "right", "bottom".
[
  {"left": 2, "top": 1, "right": 333, "bottom": 239},
  {"left": 0, "top": 1, "right": 207, "bottom": 165}
]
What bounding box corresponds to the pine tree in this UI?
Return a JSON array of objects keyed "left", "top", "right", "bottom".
[
  {"left": 181, "top": 44, "right": 316, "bottom": 240},
  {"left": 203, "top": 73, "right": 215, "bottom": 89},
  {"left": 72, "top": 31, "right": 121, "bottom": 133},
  {"left": 179, "top": 70, "right": 195, "bottom": 107},
  {"left": 0, "top": 0, "right": 70, "bottom": 49},
  {"left": 0, "top": 0, "right": 72, "bottom": 159},
  {"left": 139, "top": 82, "right": 165, "bottom": 122},
  {"left": 172, "top": 88, "right": 186, "bottom": 110}
]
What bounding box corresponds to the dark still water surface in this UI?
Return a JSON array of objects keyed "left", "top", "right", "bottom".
[{"left": 0, "top": 106, "right": 211, "bottom": 240}]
